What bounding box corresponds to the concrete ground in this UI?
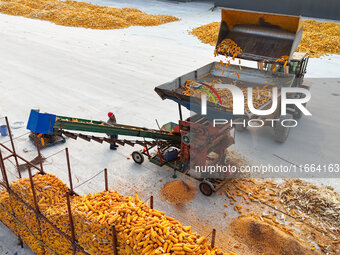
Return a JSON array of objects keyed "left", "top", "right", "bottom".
[{"left": 0, "top": 0, "right": 339, "bottom": 253}]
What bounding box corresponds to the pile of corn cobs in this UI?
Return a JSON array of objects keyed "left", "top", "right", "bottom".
[{"left": 0, "top": 174, "right": 224, "bottom": 254}]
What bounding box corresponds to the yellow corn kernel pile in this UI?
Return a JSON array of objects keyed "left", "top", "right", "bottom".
[
  {"left": 190, "top": 22, "right": 220, "bottom": 46},
  {"left": 0, "top": 174, "right": 225, "bottom": 254},
  {"left": 190, "top": 20, "right": 340, "bottom": 58},
  {"left": 182, "top": 80, "right": 273, "bottom": 112},
  {"left": 296, "top": 20, "right": 340, "bottom": 57},
  {"left": 0, "top": 0, "right": 180, "bottom": 29}
]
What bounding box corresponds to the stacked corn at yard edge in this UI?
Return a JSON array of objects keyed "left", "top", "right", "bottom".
[
  {"left": 0, "top": 174, "right": 224, "bottom": 255},
  {"left": 0, "top": 188, "right": 45, "bottom": 253},
  {"left": 73, "top": 191, "right": 225, "bottom": 254},
  {"left": 0, "top": 174, "right": 72, "bottom": 254}
]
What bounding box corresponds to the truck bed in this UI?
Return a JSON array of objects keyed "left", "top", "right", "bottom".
[{"left": 155, "top": 62, "right": 295, "bottom": 119}]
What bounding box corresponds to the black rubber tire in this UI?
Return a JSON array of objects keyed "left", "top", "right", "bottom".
[
  {"left": 274, "top": 114, "right": 293, "bottom": 143},
  {"left": 234, "top": 118, "right": 248, "bottom": 132},
  {"left": 132, "top": 151, "right": 144, "bottom": 164},
  {"left": 293, "top": 103, "right": 307, "bottom": 119},
  {"left": 235, "top": 123, "right": 247, "bottom": 132},
  {"left": 199, "top": 181, "right": 215, "bottom": 196}
]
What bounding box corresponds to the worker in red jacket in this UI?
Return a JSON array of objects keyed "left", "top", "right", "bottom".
[{"left": 107, "top": 112, "right": 118, "bottom": 150}]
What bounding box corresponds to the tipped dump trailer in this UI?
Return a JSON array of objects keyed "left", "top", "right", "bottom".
[
  {"left": 155, "top": 62, "right": 295, "bottom": 119},
  {"left": 157, "top": 8, "right": 310, "bottom": 142}
]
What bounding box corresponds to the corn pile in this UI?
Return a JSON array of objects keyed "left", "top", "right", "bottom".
[
  {"left": 189, "top": 22, "right": 220, "bottom": 46},
  {"left": 0, "top": 174, "right": 71, "bottom": 254},
  {"left": 161, "top": 180, "right": 195, "bottom": 204},
  {"left": 182, "top": 80, "right": 273, "bottom": 112},
  {"left": 296, "top": 20, "right": 340, "bottom": 57},
  {"left": 0, "top": 174, "right": 225, "bottom": 254},
  {"left": 0, "top": 0, "right": 179, "bottom": 29},
  {"left": 191, "top": 20, "right": 340, "bottom": 57}
]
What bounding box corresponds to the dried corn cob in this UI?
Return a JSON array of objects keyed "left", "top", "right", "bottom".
[{"left": 0, "top": 174, "right": 225, "bottom": 254}]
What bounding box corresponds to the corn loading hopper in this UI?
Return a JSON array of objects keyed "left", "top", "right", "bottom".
[{"left": 216, "top": 8, "right": 303, "bottom": 62}]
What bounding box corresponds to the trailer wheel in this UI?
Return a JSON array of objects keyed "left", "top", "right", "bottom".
[
  {"left": 235, "top": 123, "right": 247, "bottom": 132},
  {"left": 234, "top": 118, "right": 248, "bottom": 132},
  {"left": 132, "top": 151, "right": 144, "bottom": 164},
  {"left": 199, "top": 181, "right": 215, "bottom": 196},
  {"left": 274, "top": 114, "right": 293, "bottom": 143},
  {"left": 293, "top": 103, "right": 307, "bottom": 119}
]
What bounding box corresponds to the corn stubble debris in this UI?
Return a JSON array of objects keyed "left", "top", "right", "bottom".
[
  {"left": 0, "top": 0, "right": 179, "bottom": 29},
  {"left": 0, "top": 174, "right": 225, "bottom": 254},
  {"left": 224, "top": 178, "right": 340, "bottom": 253},
  {"left": 279, "top": 179, "right": 340, "bottom": 234},
  {"left": 191, "top": 20, "right": 340, "bottom": 58}
]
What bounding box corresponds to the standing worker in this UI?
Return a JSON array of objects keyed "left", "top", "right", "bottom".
[{"left": 107, "top": 112, "right": 118, "bottom": 150}]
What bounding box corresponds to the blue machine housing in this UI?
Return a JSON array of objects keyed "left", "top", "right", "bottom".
[
  {"left": 164, "top": 148, "right": 179, "bottom": 161},
  {"left": 26, "top": 110, "right": 56, "bottom": 135}
]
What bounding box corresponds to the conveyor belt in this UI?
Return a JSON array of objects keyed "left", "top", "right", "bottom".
[
  {"left": 60, "top": 130, "right": 173, "bottom": 147},
  {"left": 54, "top": 115, "right": 181, "bottom": 142},
  {"left": 26, "top": 111, "right": 181, "bottom": 143}
]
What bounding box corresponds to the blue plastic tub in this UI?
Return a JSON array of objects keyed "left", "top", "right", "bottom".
[{"left": 0, "top": 125, "right": 8, "bottom": 136}]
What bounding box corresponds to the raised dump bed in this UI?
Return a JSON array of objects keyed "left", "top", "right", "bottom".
[
  {"left": 216, "top": 8, "right": 303, "bottom": 62},
  {"left": 155, "top": 61, "right": 295, "bottom": 120}
]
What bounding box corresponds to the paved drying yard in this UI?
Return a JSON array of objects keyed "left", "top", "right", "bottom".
[{"left": 0, "top": 0, "right": 339, "bottom": 254}]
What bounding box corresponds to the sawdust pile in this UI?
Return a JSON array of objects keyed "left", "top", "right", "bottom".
[
  {"left": 0, "top": 0, "right": 180, "bottom": 29},
  {"left": 190, "top": 20, "right": 340, "bottom": 57},
  {"left": 279, "top": 179, "right": 340, "bottom": 234},
  {"left": 230, "top": 216, "right": 312, "bottom": 255},
  {"left": 161, "top": 180, "right": 195, "bottom": 204}
]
